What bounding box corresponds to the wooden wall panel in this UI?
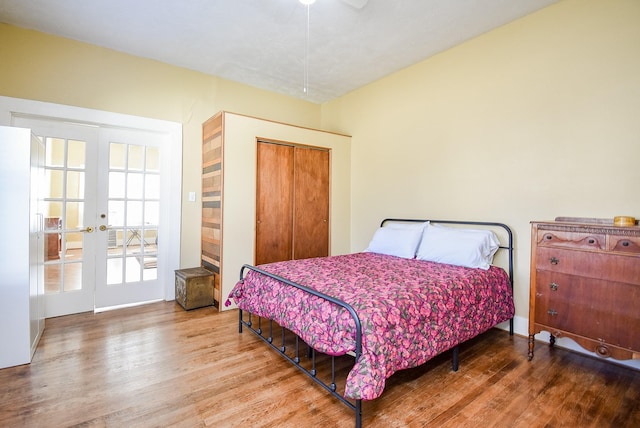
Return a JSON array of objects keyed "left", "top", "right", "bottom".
[{"left": 201, "top": 113, "right": 222, "bottom": 305}]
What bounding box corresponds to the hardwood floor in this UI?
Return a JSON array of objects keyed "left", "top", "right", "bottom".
[{"left": 1, "top": 301, "right": 638, "bottom": 427}]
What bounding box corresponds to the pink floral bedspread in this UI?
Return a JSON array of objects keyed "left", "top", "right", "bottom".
[{"left": 227, "top": 252, "right": 514, "bottom": 400}]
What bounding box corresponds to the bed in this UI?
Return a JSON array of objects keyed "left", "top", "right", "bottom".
[{"left": 226, "top": 219, "right": 515, "bottom": 427}]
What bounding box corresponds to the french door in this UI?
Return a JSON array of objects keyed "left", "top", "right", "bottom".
[
  {"left": 13, "top": 117, "right": 167, "bottom": 317},
  {"left": 96, "top": 127, "right": 164, "bottom": 309}
]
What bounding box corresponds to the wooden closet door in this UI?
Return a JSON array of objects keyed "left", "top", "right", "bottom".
[
  {"left": 293, "top": 147, "right": 329, "bottom": 260},
  {"left": 255, "top": 142, "right": 294, "bottom": 265}
]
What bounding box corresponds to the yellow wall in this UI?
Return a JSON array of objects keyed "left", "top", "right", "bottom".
[
  {"left": 0, "top": 23, "right": 323, "bottom": 268},
  {"left": 322, "top": 0, "right": 640, "bottom": 323}
]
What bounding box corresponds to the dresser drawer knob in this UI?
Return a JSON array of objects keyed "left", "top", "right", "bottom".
[
  {"left": 588, "top": 238, "right": 595, "bottom": 244},
  {"left": 547, "top": 309, "right": 558, "bottom": 316},
  {"left": 550, "top": 257, "right": 559, "bottom": 265},
  {"left": 550, "top": 282, "right": 559, "bottom": 291},
  {"left": 595, "top": 344, "right": 610, "bottom": 358},
  {"left": 622, "top": 241, "right": 630, "bottom": 247}
]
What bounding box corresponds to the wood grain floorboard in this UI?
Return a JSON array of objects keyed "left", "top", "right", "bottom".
[{"left": 0, "top": 301, "right": 638, "bottom": 427}]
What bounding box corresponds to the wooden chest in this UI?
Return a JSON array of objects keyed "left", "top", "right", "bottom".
[
  {"left": 175, "top": 267, "right": 214, "bottom": 310},
  {"left": 528, "top": 219, "right": 640, "bottom": 361}
]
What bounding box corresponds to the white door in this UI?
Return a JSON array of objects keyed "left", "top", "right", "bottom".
[
  {"left": 94, "top": 127, "right": 165, "bottom": 309},
  {"left": 21, "top": 119, "right": 98, "bottom": 317},
  {"left": 12, "top": 117, "right": 169, "bottom": 317}
]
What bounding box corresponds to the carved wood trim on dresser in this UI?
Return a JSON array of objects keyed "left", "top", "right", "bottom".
[{"left": 528, "top": 218, "right": 640, "bottom": 362}]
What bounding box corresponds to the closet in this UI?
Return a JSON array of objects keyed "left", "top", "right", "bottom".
[
  {"left": 255, "top": 141, "right": 329, "bottom": 265},
  {"left": 200, "top": 111, "right": 351, "bottom": 312},
  {"left": 0, "top": 126, "right": 45, "bottom": 368}
]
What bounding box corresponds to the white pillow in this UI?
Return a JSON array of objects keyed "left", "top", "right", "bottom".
[
  {"left": 416, "top": 223, "right": 500, "bottom": 269},
  {"left": 365, "top": 226, "right": 424, "bottom": 259}
]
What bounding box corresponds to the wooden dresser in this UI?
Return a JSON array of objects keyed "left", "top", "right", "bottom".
[{"left": 528, "top": 219, "right": 640, "bottom": 361}]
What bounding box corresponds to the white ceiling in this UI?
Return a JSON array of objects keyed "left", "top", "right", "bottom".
[{"left": 0, "top": 0, "right": 558, "bottom": 104}]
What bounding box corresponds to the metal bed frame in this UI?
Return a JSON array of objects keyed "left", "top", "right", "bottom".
[{"left": 236, "top": 219, "right": 514, "bottom": 428}]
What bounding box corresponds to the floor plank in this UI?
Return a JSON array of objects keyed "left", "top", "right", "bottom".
[{"left": 1, "top": 301, "right": 638, "bottom": 427}]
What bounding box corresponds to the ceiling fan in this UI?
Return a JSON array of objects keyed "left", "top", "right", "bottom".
[
  {"left": 299, "top": 0, "right": 369, "bottom": 9},
  {"left": 297, "top": 0, "right": 369, "bottom": 94}
]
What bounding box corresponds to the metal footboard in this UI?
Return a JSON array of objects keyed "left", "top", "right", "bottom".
[{"left": 238, "top": 264, "right": 364, "bottom": 428}]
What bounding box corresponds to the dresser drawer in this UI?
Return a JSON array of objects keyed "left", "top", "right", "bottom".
[
  {"left": 534, "top": 271, "right": 589, "bottom": 336},
  {"left": 535, "top": 270, "right": 640, "bottom": 350},
  {"left": 536, "top": 229, "right": 605, "bottom": 251},
  {"left": 536, "top": 247, "right": 640, "bottom": 285},
  {"left": 608, "top": 234, "right": 640, "bottom": 255}
]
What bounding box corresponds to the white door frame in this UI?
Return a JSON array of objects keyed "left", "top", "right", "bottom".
[{"left": 0, "top": 96, "right": 182, "bottom": 307}]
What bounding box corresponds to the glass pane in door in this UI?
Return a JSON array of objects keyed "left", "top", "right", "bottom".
[
  {"left": 43, "top": 137, "right": 88, "bottom": 296},
  {"left": 106, "top": 142, "right": 159, "bottom": 286}
]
